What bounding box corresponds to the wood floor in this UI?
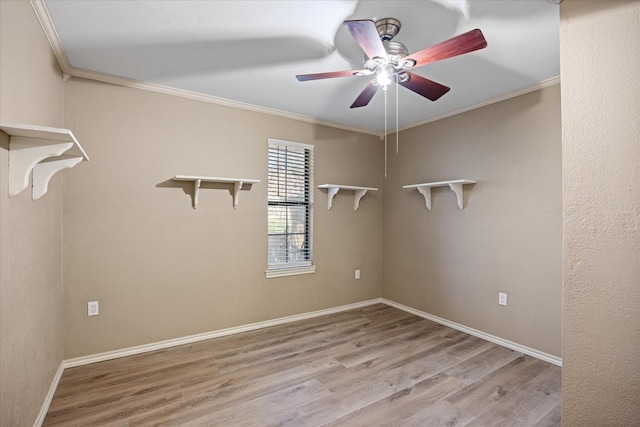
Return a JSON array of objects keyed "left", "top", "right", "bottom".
[{"left": 44, "top": 304, "right": 561, "bottom": 426}]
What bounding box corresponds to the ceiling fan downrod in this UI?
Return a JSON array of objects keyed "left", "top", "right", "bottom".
[{"left": 375, "top": 18, "right": 401, "bottom": 41}]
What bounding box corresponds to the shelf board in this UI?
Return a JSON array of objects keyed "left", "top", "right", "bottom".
[
  {"left": 318, "top": 184, "right": 378, "bottom": 211},
  {"left": 172, "top": 175, "right": 260, "bottom": 209},
  {"left": 403, "top": 179, "right": 476, "bottom": 210},
  {"left": 1, "top": 123, "right": 89, "bottom": 199}
]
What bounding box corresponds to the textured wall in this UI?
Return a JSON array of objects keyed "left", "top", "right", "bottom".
[
  {"left": 560, "top": 0, "right": 640, "bottom": 424},
  {"left": 382, "top": 85, "right": 562, "bottom": 357},
  {"left": 61, "top": 79, "right": 383, "bottom": 358},
  {"left": 0, "top": 1, "right": 65, "bottom": 426}
]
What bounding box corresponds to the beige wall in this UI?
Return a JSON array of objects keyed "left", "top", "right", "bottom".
[
  {"left": 61, "top": 79, "right": 383, "bottom": 358},
  {"left": 382, "top": 85, "right": 563, "bottom": 357},
  {"left": 560, "top": 1, "right": 640, "bottom": 424},
  {"left": 0, "top": 1, "right": 66, "bottom": 426}
]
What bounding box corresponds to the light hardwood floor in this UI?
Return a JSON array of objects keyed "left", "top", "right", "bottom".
[{"left": 44, "top": 304, "right": 561, "bottom": 426}]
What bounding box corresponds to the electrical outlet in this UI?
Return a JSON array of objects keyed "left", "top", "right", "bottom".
[
  {"left": 355, "top": 269, "right": 361, "bottom": 279},
  {"left": 498, "top": 292, "right": 507, "bottom": 306},
  {"left": 88, "top": 301, "right": 99, "bottom": 316}
]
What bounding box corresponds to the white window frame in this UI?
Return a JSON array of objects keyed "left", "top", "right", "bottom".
[{"left": 266, "top": 138, "right": 315, "bottom": 278}]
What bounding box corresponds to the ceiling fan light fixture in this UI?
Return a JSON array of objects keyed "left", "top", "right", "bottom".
[
  {"left": 383, "top": 41, "right": 410, "bottom": 62},
  {"left": 397, "top": 72, "right": 410, "bottom": 84},
  {"left": 376, "top": 64, "right": 394, "bottom": 87}
]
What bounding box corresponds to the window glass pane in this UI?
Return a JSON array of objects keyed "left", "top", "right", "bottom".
[{"left": 267, "top": 140, "right": 313, "bottom": 269}]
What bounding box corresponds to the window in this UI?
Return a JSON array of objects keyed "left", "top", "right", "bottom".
[{"left": 267, "top": 138, "right": 315, "bottom": 277}]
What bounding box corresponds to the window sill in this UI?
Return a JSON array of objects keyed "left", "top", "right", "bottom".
[{"left": 265, "top": 265, "right": 316, "bottom": 279}]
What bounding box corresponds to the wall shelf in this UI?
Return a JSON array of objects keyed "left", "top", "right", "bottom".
[
  {"left": 318, "top": 184, "right": 378, "bottom": 211},
  {"left": 172, "top": 175, "right": 260, "bottom": 209},
  {"left": 403, "top": 180, "right": 476, "bottom": 210},
  {"left": 1, "top": 123, "right": 89, "bottom": 200}
]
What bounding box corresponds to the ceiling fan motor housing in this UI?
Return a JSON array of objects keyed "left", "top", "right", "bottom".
[{"left": 364, "top": 19, "right": 412, "bottom": 83}]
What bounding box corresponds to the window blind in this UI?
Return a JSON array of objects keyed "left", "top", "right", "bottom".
[{"left": 267, "top": 139, "right": 314, "bottom": 269}]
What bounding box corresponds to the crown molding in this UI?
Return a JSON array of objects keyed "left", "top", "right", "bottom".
[
  {"left": 29, "top": 0, "right": 380, "bottom": 137},
  {"left": 30, "top": 0, "right": 559, "bottom": 139},
  {"left": 30, "top": 0, "right": 72, "bottom": 73},
  {"left": 394, "top": 76, "right": 561, "bottom": 133}
]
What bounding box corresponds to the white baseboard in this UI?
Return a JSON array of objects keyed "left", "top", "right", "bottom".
[
  {"left": 33, "top": 361, "right": 65, "bottom": 427},
  {"left": 63, "top": 298, "right": 385, "bottom": 369},
  {"left": 381, "top": 298, "right": 562, "bottom": 367},
  {"left": 63, "top": 296, "right": 560, "bottom": 369},
  {"left": 40, "top": 296, "right": 559, "bottom": 425}
]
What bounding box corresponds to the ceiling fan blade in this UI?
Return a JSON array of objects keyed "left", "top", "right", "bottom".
[
  {"left": 404, "top": 29, "right": 487, "bottom": 68},
  {"left": 399, "top": 72, "right": 450, "bottom": 101},
  {"left": 296, "top": 69, "right": 368, "bottom": 81},
  {"left": 344, "top": 20, "right": 388, "bottom": 61},
  {"left": 350, "top": 80, "right": 380, "bottom": 108}
]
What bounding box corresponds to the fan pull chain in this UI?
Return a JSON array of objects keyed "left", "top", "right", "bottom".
[
  {"left": 384, "top": 86, "right": 388, "bottom": 179},
  {"left": 396, "top": 78, "right": 399, "bottom": 154}
]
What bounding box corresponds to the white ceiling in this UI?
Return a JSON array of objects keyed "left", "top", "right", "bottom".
[{"left": 41, "top": 0, "right": 560, "bottom": 135}]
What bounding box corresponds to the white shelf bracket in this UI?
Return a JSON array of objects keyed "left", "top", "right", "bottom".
[
  {"left": 448, "top": 182, "right": 465, "bottom": 209},
  {"left": 192, "top": 179, "right": 202, "bottom": 209},
  {"left": 326, "top": 186, "right": 340, "bottom": 210},
  {"left": 9, "top": 139, "right": 73, "bottom": 197},
  {"left": 233, "top": 181, "right": 244, "bottom": 210},
  {"left": 2, "top": 123, "right": 89, "bottom": 200},
  {"left": 32, "top": 156, "right": 83, "bottom": 200},
  {"left": 353, "top": 189, "right": 368, "bottom": 211},
  {"left": 416, "top": 186, "right": 433, "bottom": 210}
]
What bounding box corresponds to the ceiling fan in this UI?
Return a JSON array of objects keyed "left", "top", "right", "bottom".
[{"left": 296, "top": 18, "right": 487, "bottom": 108}]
